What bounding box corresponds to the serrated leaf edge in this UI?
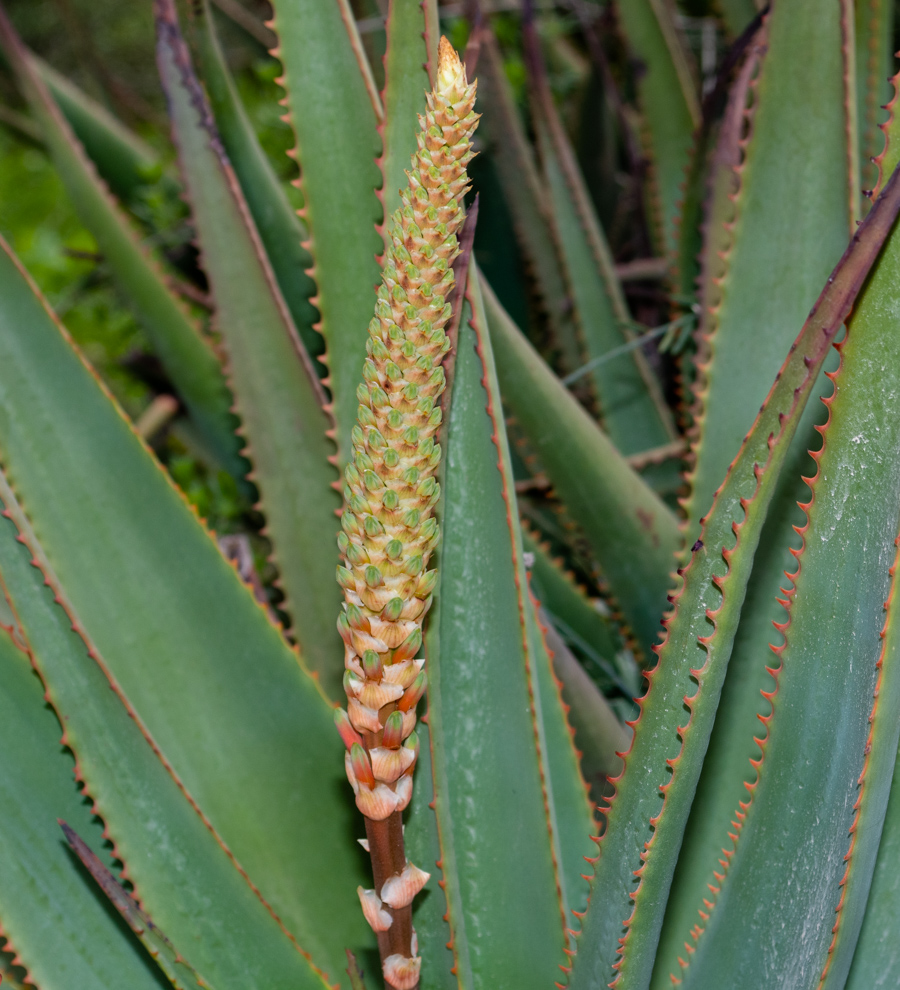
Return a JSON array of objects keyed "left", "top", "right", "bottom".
[
  {"left": 564, "top": 150, "right": 900, "bottom": 988},
  {"left": 155, "top": 0, "right": 341, "bottom": 684},
  {"left": 677, "top": 25, "right": 766, "bottom": 549},
  {"left": 467, "top": 267, "right": 573, "bottom": 945},
  {"left": 0, "top": 471, "right": 338, "bottom": 990}
]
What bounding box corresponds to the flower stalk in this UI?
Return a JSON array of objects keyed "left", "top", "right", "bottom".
[{"left": 335, "top": 36, "right": 479, "bottom": 990}]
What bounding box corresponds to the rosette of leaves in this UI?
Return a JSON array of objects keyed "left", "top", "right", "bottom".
[{"left": 0, "top": 2, "right": 899, "bottom": 990}]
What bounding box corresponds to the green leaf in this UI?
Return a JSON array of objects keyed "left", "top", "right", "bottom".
[
  {"left": 0, "top": 625, "right": 173, "bottom": 990},
  {"left": 855, "top": 0, "right": 895, "bottom": 197},
  {"left": 680, "top": 136, "right": 900, "bottom": 990},
  {"left": 476, "top": 262, "right": 597, "bottom": 928},
  {"left": 610, "top": 0, "right": 700, "bottom": 257},
  {"left": 192, "top": 0, "right": 322, "bottom": 366},
  {"left": 523, "top": 21, "right": 676, "bottom": 457},
  {"left": 540, "top": 617, "right": 631, "bottom": 807},
  {"left": 717, "top": 0, "right": 764, "bottom": 38},
  {"left": 419, "top": 268, "right": 593, "bottom": 988},
  {"left": 0, "top": 233, "right": 372, "bottom": 982},
  {"left": 0, "top": 11, "right": 245, "bottom": 480},
  {"left": 653, "top": 6, "right": 859, "bottom": 975},
  {"left": 847, "top": 722, "right": 900, "bottom": 988},
  {"left": 0, "top": 477, "right": 333, "bottom": 990},
  {"left": 649, "top": 401, "right": 828, "bottom": 989},
  {"left": 483, "top": 277, "right": 680, "bottom": 660},
  {"left": 566, "top": 144, "right": 900, "bottom": 990},
  {"left": 422, "top": 0, "right": 439, "bottom": 81},
  {"left": 846, "top": 91, "right": 900, "bottom": 987},
  {"left": 672, "top": 21, "right": 766, "bottom": 325},
  {"left": 524, "top": 591, "right": 598, "bottom": 931},
  {"left": 686, "top": 71, "right": 900, "bottom": 990},
  {"left": 524, "top": 528, "right": 621, "bottom": 677},
  {"left": 679, "top": 25, "right": 765, "bottom": 370},
  {"left": 59, "top": 823, "right": 211, "bottom": 990},
  {"left": 35, "top": 55, "right": 177, "bottom": 208},
  {"left": 380, "top": 0, "right": 430, "bottom": 231},
  {"left": 403, "top": 722, "right": 457, "bottom": 990},
  {"left": 682, "top": 0, "right": 856, "bottom": 549},
  {"left": 271, "top": 0, "right": 383, "bottom": 465},
  {"left": 475, "top": 28, "right": 583, "bottom": 379},
  {"left": 156, "top": 0, "right": 344, "bottom": 699}
]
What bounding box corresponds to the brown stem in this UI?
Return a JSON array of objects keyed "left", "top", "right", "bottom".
[{"left": 364, "top": 811, "right": 415, "bottom": 984}]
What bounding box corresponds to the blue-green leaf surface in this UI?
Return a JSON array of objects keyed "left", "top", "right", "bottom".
[
  {"left": 271, "top": 0, "right": 383, "bottom": 465},
  {"left": 419, "top": 268, "right": 593, "bottom": 988},
  {"left": 193, "top": 0, "right": 322, "bottom": 365},
  {"left": 0, "top": 623, "right": 175, "bottom": 990},
  {"left": 0, "top": 232, "right": 371, "bottom": 982},
  {"left": 156, "top": 0, "right": 344, "bottom": 698},
  {"left": 0, "top": 473, "right": 333, "bottom": 990}
]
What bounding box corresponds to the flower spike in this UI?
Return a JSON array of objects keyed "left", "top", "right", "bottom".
[{"left": 334, "top": 35, "right": 479, "bottom": 990}]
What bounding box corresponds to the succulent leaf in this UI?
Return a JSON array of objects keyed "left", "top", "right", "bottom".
[
  {"left": 422, "top": 283, "right": 574, "bottom": 989},
  {"left": 611, "top": 0, "right": 700, "bottom": 257},
  {"left": 469, "top": 266, "right": 598, "bottom": 935},
  {"left": 482, "top": 279, "right": 681, "bottom": 660},
  {"left": 0, "top": 473, "right": 336, "bottom": 989},
  {"left": 682, "top": 0, "right": 856, "bottom": 552},
  {"left": 678, "top": 103, "right": 900, "bottom": 988},
  {"left": 524, "top": 527, "right": 625, "bottom": 685},
  {"left": 522, "top": 13, "right": 676, "bottom": 457},
  {"left": 855, "top": 0, "right": 894, "bottom": 198},
  {"left": 655, "top": 4, "right": 861, "bottom": 976},
  {"left": 674, "top": 65, "right": 900, "bottom": 990},
  {"left": 542, "top": 619, "right": 632, "bottom": 801},
  {"left": 60, "top": 822, "right": 213, "bottom": 990},
  {"left": 402, "top": 721, "right": 458, "bottom": 990},
  {"left": 474, "top": 25, "right": 584, "bottom": 381},
  {"left": 566, "top": 143, "right": 900, "bottom": 990},
  {"left": 379, "top": 0, "right": 432, "bottom": 240},
  {"left": 0, "top": 230, "right": 373, "bottom": 979},
  {"left": 155, "top": 0, "right": 345, "bottom": 698},
  {"left": 672, "top": 18, "right": 767, "bottom": 344},
  {"left": 0, "top": 623, "right": 175, "bottom": 990},
  {"left": 271, "top": 0, "right": 384, "bottom": 465},
  {"left": 192, "top": 0, "right": 322, "bottom": 366},
  {"left": 35, "top": 55, "right": 177, "bottom": 207},
  {"left": 0, "top": 9, "right": 246, "bottom": 482}
]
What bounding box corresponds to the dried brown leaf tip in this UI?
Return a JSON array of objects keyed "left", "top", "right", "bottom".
[{"left": 334, "top": 35, "right": 478, "bottom": 990}]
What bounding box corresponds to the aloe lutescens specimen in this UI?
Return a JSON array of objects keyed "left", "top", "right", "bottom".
[
  {"left": 335, "top": 38, "right": 478, "bottom": 990},
  {"left": 5, "top": 3, "right": 900, "bottom": 990}
]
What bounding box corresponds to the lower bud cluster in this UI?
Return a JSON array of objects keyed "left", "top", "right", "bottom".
[{"left": 335, "top": 657, "right": 426, "bottom": 820}]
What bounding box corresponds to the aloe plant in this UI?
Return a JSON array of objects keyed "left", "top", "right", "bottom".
[{"left": 2, "top": 1, "right": 900, "bottom": 989}]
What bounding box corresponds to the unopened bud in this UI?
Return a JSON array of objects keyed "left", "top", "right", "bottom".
[
  {"left": 398, "top": 671, "right": 427, "bottom": 712},
  {"left": 381, "top": 862, "right": 430, "bottom": 909},
  {"left": 393, "top": 627, "right": 422, "bottom": 663},
  {"left": 382, "top": 710, "right": 405, "bottom": 749},
  {"left": 335, "top": 708, "right": 363, "bottom": 751},
  {"left": 350, "top": 743, "right": 376, "bottom": 789},
  {"left": 362, "top": 649, "right": 383, "bottom": 680},
  {"left": 416, "top": 569, "right": 438, "bottom": 596},
  {"left": 383, "top": 597, "right": 405, "bottom": 621}
]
